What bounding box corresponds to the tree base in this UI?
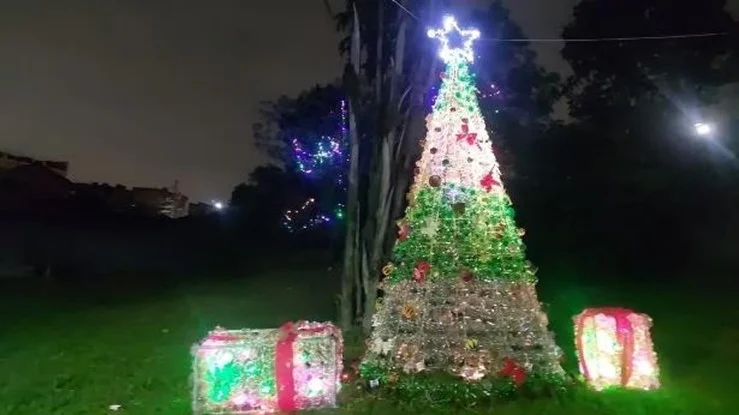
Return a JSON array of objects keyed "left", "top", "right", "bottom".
[
  {"left": 362, "top": 279, "right": 563, "bottom": 379},
  {"left": 356, "top": 367, "right": 571, "bottom": 407}
]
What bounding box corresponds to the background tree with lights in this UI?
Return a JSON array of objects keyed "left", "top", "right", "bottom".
[
  {"left": 251, "top": 84, "right": 348, "bottom": 235},
  {"left": 361, "top": 16, "right": 562, "bottom": 383}
]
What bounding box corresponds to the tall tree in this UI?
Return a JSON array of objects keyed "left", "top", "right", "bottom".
[
  {"left": 336, "top": 0, "right": 442, "bottom": 331},
  {"left": 563, "top": 0, "right": 738, "bottom": 121},
  {"left": 562, "top": 0, "right": 738, "bottom": 180},
  {"left": 557, "top": 0, "right": 739, "bottom": 266}
]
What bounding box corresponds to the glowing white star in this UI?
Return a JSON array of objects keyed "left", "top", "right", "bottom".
[{"left": 427, "top": 15, "right": 480, "bottom": 63}]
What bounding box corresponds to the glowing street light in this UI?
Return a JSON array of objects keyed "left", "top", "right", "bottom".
[
  {"left": 212, "top": 201, "right": 224, "bottom": 210},
  {"left": 694, "top": 122, "right": 713, "bottom": 136}
]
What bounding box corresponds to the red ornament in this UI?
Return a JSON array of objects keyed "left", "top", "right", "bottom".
[
  {"left": 499, "top": 357, "right": 527, "bottom": 386},
  {"left": 460, "top": 270, "right": 474, "bottom": 283},
  {"left": 412, "top": 260, "right": 431, "bottom": 283},
  {"left": 456, "top": 124, "right": 478, "bottom": 145},
  {"left": 480, "top": 172, "right": 500, "bottom": 192},
  {"left": 398, "top": 221, "right": 410, "bottom": 241}
]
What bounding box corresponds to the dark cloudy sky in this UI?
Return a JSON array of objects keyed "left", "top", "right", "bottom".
[{"left": 0, "top": 1, "right": 737, "bottom": 202}]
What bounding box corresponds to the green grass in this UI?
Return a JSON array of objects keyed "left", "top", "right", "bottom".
[{"left": 0, "top": 262, "right": 736, "bottom": 414}]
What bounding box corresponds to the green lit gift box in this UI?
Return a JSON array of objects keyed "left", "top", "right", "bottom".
[{"left": 192, "top": 321, "right": 343, "bottom": 414}]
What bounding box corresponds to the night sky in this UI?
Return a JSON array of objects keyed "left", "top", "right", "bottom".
[{"left": 1, "top": 0, "right": 737, "bottom": 202}]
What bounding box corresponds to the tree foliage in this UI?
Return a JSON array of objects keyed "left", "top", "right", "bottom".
[
  {"left": 470, "top": 1, "right": 562, "bottom": 190},
  {"left": 534, "top": 0, "right": 739, "bottom": 269},
  {"left": 230, "top": 165, "right": 302, "bottom": 230},
  {"left": 560, "top": 0, "right": 739, "bottom": 192},
  {"left": 249, "top": 84, "right": 348, "bottom": 235},
  {"left": 563, "top": 0, "right": 738, "bottom": 121},
  {"left": 253, "top": 84, "right": 345, "bottom": 168}
]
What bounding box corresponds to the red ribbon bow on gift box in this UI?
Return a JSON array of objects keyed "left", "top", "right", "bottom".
[
  {"left": 576, "top": 307, "right": 635, "bottom": 387},
  {"left": 275, "top": 321, "right": 337, "bottom": 411}
]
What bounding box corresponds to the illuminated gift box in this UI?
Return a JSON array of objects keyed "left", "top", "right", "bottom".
[
  {"left": 574, "top": 308, "right": 660, "bottom": 391},
  {"left": 192, "top": 321, "right": 343, "bottom": 414}
]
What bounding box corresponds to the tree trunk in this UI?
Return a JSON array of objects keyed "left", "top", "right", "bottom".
[
  {"left": 340, "top": 0, "right": 441, "bottom": 332},
  {"left": 339, "top": 4, "right": 363, "bottom": 331}
]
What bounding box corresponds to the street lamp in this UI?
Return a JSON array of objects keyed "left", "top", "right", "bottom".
[{"left": 694, "top": 122, "right": 713, "bottom": 136}]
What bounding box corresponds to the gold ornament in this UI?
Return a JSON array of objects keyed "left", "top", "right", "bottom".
[
  {"left": 493, "top": 222, "right": 506, "bottom": 237},
  {"left": 382, "top": 263, "right": 394, "bottom": 276},
  {"left": 401, "top": 304, "right": 417, "bottom": 320},
  {"left": 517, "top": 227, "right": 526, "bottom": 236}
]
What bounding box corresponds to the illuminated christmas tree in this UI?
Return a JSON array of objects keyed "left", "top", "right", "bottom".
[{"left": 362, "top": 16, "right": 562, "bottom": 385}]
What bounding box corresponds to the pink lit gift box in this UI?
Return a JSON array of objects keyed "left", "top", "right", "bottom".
[
  {"left": 192, "top": 321, "right": 343, "bottom": 414},
  {"left": 574, "top": 308, "right": 660, "bottom": 391}
]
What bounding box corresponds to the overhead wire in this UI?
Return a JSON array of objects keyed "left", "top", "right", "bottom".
[{"left": 387, "top": 0, "right": 729, "bottom": 43}]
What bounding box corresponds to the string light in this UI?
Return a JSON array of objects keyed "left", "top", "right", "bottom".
[
  {"left": 291, "top": 136, "right": 343, "bottom": 176},
  {"left": 282, "top": 198, "right": 333, "bottom": 233},
  {"left": 479, "top": 83, "right": 502, "bottom": 100},
  {"left": 283, "top": 99, "right": 349, "bottom": 233}
]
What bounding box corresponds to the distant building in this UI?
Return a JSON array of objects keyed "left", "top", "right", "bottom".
[
  {"left": 130, "top": 183, "right": 188, "bottom": 219},
  {"left": 72, "top": 182, "right": 134, "bottom": 213},
  {"left": 0, "top": 150, "right": 190, "bottom": 218},
  {"left": 0, "top": 163, "right": 73, "bottom": 213},
  {"left": 72, "top": 181, "right": 189, "bottom": 218},
  {"left": 0, "top": 150, "right": 69, "bottom": 177}
]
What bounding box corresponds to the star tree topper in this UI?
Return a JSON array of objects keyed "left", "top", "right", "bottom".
[{"left": 427, "top": 15, "right": 481, "bottom": 64}]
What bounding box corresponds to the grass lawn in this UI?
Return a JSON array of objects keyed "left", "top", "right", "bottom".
[{"left": 0, "top": 260, "right": 735, "bottom": 414}]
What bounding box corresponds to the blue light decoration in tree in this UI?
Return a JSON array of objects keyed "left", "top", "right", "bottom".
[
  {"left": 291, "top": 136, "right": 343, "bottom": 176},
  {"left": 281, "top": 99, "right": 349, "bottom": 233}
]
